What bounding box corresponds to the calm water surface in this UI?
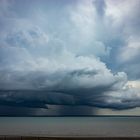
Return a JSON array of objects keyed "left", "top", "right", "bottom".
[{"left": 0, "top": 117, "right": 140, "bottom": 137}]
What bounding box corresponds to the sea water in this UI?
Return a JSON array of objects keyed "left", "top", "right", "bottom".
[{"left": 0, "top": 117, "right": 140, "bottom": 137}]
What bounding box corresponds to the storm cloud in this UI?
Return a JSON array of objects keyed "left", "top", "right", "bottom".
[{"left": 0, "top": 0, "right": 140, "bottom": 111}]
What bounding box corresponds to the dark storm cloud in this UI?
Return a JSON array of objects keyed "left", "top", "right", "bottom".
[
  {"left": 0, "top": 67, "right": 139, "bottom": 110},
  {"left": 0, "top": 0, "right": 140, "bottom": 111}
]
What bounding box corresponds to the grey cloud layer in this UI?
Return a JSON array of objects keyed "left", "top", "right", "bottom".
[{"left": 0, "top": 0, "right": 140, "bottom": 110}]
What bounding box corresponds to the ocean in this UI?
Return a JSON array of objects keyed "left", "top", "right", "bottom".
[{"left": 0, "top": 117, "right": 140, "bottom": 137}]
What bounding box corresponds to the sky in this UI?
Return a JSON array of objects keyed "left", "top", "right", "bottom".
[{"left": 0, "top": 0, "right": 140, "bottom": 115}]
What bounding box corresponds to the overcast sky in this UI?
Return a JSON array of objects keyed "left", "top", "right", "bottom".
[{"left": 0, "top": 0, "right": 140, "bottom": 112}]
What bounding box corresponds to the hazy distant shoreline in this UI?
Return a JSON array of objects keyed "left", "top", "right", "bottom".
[
  {"left": 0, "top": 115, "right": 140, "bottom": 117},
  {"left": 0, "top": 136, "right": 140, "bottom": 140}
]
